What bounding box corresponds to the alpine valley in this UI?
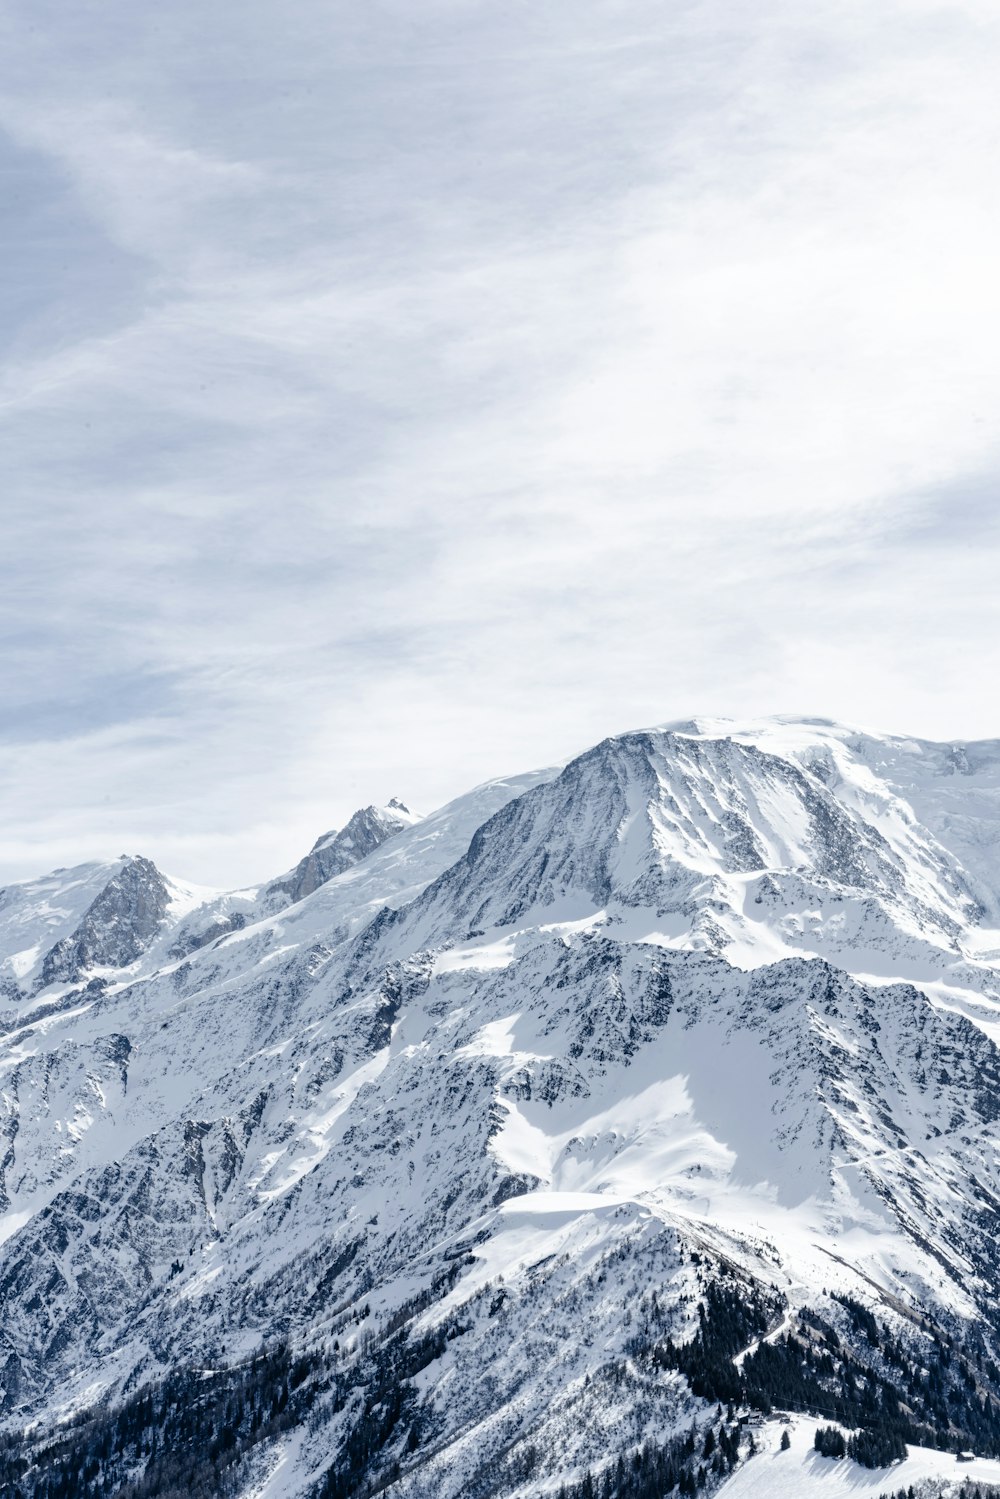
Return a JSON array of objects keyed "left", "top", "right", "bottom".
[{"left": 5, "top": 717, "right": 1000, "bottom": 1499}]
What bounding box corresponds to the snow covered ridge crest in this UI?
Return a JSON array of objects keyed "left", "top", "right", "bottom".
[
  {"left": 0, "top": 801, "right": 420, "bottom": 997},
  {"left": 263, "top": 799, "right": 420, "bottom": 909},
  {"left": 4, "top": 718, "right": 1000, "bottom": 1498}
]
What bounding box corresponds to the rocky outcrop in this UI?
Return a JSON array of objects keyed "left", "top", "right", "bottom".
[
  {"left": 266, "top": 799, "right": 414, "bottom": 906},
  {"left": 38, "top": 855, "right": 170, "bottom": 987}
]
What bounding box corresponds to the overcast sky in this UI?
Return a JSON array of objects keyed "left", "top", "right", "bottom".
[{"left": 2, "top": 0, "right": 999, "bottom": 887}]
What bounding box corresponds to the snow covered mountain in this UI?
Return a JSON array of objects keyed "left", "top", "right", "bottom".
[
  {"left": 4, "top": 719, "right": 1000, "bottom": 1499},
  {"left": 0, "top": 855, "right": 219, "bottom": 998},
  {"left": 263, "top": 800, "right": 421, "bottom": 910}
]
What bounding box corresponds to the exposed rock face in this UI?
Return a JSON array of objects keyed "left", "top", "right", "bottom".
[
  {"left": 167, "top": 910, "right": 247, "bottom": 959},
  {"left": 266, "top": 800, "right": 416, "bottom": 906},
  {"left": 37, "top": 856, "right": 171, "bottom": 988}
]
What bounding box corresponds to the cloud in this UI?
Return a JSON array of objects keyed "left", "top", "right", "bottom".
[{"left": 1, "top": 0, "right": 999, "bottom": 884}]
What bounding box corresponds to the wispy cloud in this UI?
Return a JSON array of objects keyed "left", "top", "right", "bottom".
[{"left": 2, "top": 0, "right": 999, "bottom": 884}]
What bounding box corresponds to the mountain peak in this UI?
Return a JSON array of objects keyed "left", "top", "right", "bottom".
[
  {"left": 268, "top": 799, "right": 421, "bottom": 907},
  {"left": 400, "top": 722, "right": 984, "bottom": 976},
  {"left": 37, "top": 854, "right": 171, "bottom": 990}
]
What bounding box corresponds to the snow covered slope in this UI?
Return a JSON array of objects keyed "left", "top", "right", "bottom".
[
  {"left": 3, "top": 720, "right": 1000, "bottom": 1499},
  {"left": 263, "top": 800, "right": 421, "bottom": 909},
  {"left": 0, "top": 766, "right": 555, "bottom": 1232},
  {"left": 0, "top": 855, "right": 216, "bottom": 998},
  {"left": 718, "top": 1415, "right": 1000, "bottom": 1499}
]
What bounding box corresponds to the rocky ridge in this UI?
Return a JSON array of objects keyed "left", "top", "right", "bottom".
[{"left": 264, "top": 800, "right": 419, "bottom": 908}]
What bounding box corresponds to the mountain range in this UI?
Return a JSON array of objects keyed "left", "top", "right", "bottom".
[{"left": 3, "top": 717, "right": 1000, "bottom": 1499}]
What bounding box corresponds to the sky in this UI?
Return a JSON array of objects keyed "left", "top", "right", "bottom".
[{"left": 2, "top": 0, "right": 1000, "bottom": 887}]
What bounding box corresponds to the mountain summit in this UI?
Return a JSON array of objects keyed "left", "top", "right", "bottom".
[
  {"left": 265, "top": 800, "right": 420, "bottom": 907},
  {"left": 3, "top": 718, "right": 1000, "bottom": 1498}
]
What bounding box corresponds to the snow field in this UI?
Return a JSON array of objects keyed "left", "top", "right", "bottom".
[{"left": 717, "top": 1415, "right": 1000, "bottom": 1499}]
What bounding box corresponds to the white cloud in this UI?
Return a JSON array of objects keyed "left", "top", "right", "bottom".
[{"left": 1, "top": 0, "right": 999, "bottom": 885}]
